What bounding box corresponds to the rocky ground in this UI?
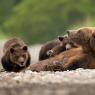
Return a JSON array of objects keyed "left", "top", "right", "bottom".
[{"left": 0, "top": 41, "right": 95, "bottom": 95}]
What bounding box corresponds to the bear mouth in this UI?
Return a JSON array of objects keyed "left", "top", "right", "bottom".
[
  {"left": 15, "top": 62, "right": 26, "bottom": 67},
  {"left": 19, "top": 63, "right": 26, "bottom": 67}
]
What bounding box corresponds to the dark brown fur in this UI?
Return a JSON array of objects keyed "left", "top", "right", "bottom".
[
  {"left": 39, "top": 39, "right": 60, "bottom": 60},
  {"left": 1, "top": 38, "right": 31, "bottom": 72}
]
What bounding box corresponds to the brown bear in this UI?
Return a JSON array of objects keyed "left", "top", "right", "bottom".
[
  {"left": 39, "top": 34, "right": 78, "bottom": 61},
  {"left": 30, "top": 27, "right": 95, "bottom": 71},
  {"left": 39, "top": 39, "right": 61, "bottom": 61},
  {"left": 68, "top": 27, "right": 95, "bottom": 53},
  {"left": 60, "top": 27, "right": 95, "bottom": 70},
  {"left": 62, "top": 31, "right": 95, "bottom": 70},
  {"left": 47, "top": 36, "right": 78, "bottom": 57},
  {"left": 1, "top": 38, "right": 31, "bottom": 72},
  {"left": 30, "top": 47, "right": 83, "bottom": 71}
]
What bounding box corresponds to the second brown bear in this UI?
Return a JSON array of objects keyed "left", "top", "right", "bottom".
[{"left": 1, "top": 38, "right": 31, "bottom": 72}]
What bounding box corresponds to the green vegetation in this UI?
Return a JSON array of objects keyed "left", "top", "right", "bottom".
[
  {"left": 0, "top": 0, "right": 95, "bottom": 44},
  {"left": 0, "top": 29, "right": 7, "bottom": 39}
]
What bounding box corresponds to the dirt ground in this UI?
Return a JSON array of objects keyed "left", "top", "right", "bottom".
[{"left": 0, "top": 41, "right": 95, "bottom": 95}]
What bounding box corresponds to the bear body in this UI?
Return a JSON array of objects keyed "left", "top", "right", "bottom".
[
  {"left": 39, "top": 35, "right": 78, "bottom": 60},
  {"left": 47, "top": 36, "right": 78, "bottom": 57},
  {"left": 30, "top": 47, "right": 83, "bottom": 71},
  {"left": 30, "top": 47, "right": 95, "bottom": 72},
  {"left": 1, "top": 38, "right": 31, "bottom": 72},
  {"left": 62, "top": 27, "right": 95, "bottom": 70},
  {"left": 68, "top": 27, "right": 95, "bottom": 53},
  {"left": 30, "top": 27, "right": 95, "bottom": 72},
  {"left": 39, "top": 39, "right": 60, "bottom": 60}
]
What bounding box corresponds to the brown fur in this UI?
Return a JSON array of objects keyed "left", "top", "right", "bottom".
[
  {"left": 39, "top": 34, "right": 78, "bottom": 60},
  {"left": 30, "top": 47, "right": 83, "bottom": 71},
  {"left": 1, "top": 38, "right": 31, "bottom": 72},
  {"left": 30, "top": 27, "right": 95, "bottom": 71},
  {"left": 39, "top": 39, "right": 60, "bottom": 60},
  {"left": 47, "top": 36, "right": 78, "bottom": 57},
  {"left": 30, "top": 47, "right": 95, "bottom": 71},
  {"left": 62, "top": 27, "right": 95, "bottom": 70},
  {"left": 68, "top": 27, "right": 95, "bottom": 53}
]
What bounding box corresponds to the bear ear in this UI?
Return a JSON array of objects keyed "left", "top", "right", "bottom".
[
  {"left": 10, "top": 48, "right": 15, "bottom": 53},
  {"left": 22, "top": 46, "right": 28, "bottom": 51},
  {"left": 58, "top": 36, "right": 64, "bottom": 42},
  {"left": 66, "top": 30, "right": 71, "bottom": 35}
]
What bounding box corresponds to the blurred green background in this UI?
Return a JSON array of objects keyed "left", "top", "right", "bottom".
[{"left": 0, "top": 0, "right": 95, "bottom": 44}]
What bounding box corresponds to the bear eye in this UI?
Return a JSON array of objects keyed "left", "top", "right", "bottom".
[
  {"left": 22, "top": 46, "right": 27, "bottom": 51},
  {"left": 10, "top": 48, "right": 15, "bottom": 53}
]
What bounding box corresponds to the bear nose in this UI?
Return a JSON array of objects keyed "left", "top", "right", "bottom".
[
  {"left": 20, "top": 62, "right": 24, "bottom": 65},
  {"left": 19, "top": 57, "right": 24, "bottom": 63}
]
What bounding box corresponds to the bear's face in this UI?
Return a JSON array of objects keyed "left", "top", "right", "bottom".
[
  {"left": 58, "top": 36, "right": 77, "bottom": 50},
  {"left": 9, "top": 46, "right": 29, "bottom": 67},
  {"left": 67, "top": 27, "right": 95, "bottom": 46}
]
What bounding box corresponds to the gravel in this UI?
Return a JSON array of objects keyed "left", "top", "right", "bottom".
[
  {"left": 0, "top": 69, "right": 95, "bottom": 95},
  {"left": 0, "top": 40, "right": 95, "bottom": 95},
  {"left": 1, "top": 69, "right": 95, "bottom": 85}
]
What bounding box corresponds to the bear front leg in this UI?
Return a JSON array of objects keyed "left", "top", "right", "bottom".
[
  {"left": 30, "top": 60, "right": 64, "bottom": 72},
  {"left": 47, "top": 45, "right": 65, "bottom": 57}
]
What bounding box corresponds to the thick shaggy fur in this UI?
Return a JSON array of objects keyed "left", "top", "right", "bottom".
[
  {"left": 30, "top": 47, "right": 95, "bottom": 71},
  {"left": 30, "top": 48, "right": 83, "bottom": 71},
  {"left": 30, "top": 27, "right": 95, "bottom": 71},
  {"left": 1, "top": 52, "right": 30, "bottom": 72},
  {"left": 1, "top": 38, "right": 31, "bottom": 72},
  {"left": 39, "top": 39, "right": 60, "bottom": 60}
]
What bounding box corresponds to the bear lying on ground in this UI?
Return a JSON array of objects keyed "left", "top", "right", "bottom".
[
  {"left": 68, "top": 27, "right": 95, "bottom": 53},
  {"left": 30, "top": 47, "right": 83, "bottom": 71},
  {"left": 1, "top": 38, "right": 31, "bottom": 72},
  {"left": 47, "top": 36, "right": 78, "bottom": 57},
  {"left": 30, "top": 27, "right": 95, "bottom": 71},
  {"left": 39, "top": 39, "right": 60, "bottom": 61},
  {"left": 39, "top": 34, "right": 78, "bottom": 61}
]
